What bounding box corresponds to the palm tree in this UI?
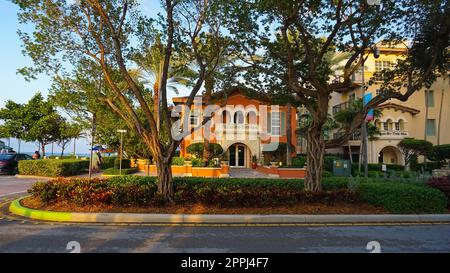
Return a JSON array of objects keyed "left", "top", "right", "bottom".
[{"left": 132, "top": 35, "right": 194, "bottom": 130}]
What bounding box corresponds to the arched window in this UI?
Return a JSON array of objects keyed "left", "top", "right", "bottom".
[
  {"left": 234, "top": 111, "right": 244, "bottom": 124},
  {"left": 396, "top": 119, "right": 405, "bottom": 131},
  {"left": 222, "top": 110, "right": 230, "bottom": 124},
  {"left": 374, "top": 119, "right": 381, "bottom": 130},
  {"left": 246, "top": 111, "right": 257, "bottom": 124},
  {"left": 386, "top": 119, "right": 393, "bottom": 131}
]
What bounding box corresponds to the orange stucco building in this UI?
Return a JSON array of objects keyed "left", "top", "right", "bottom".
[{"left": 172, "top": 89, "right": 299, "bottom": 168}]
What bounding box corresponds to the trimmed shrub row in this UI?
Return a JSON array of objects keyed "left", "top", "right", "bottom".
[
  {"left": 353, "top": 170, "right": 417, "bottom": 179},
  {"left": 28, "top": 176, "right": 448, "bottom": 213},
  {"left": 172, "top": 157, "right": 185, "bottom": 166},
  {"left": 427, "top": 176, "right": 450, "bottom": 207},
  {"left": 100, "top": 156, "right": 117, "bottom": 169},
  {"left": 18, "top": 159, "right": 89, "bottom": 177},
  {"left": 114, "top": 158, "right": 131, "bottom": 169},
  {"left": 102, "top": 168, "right": 139, "bottom": 175},
  {"left": 28, "top": 177, "right": 358, "bottom": 208},
  {"left": 358, "top": 182, "right": 447, "bottom": 214}
]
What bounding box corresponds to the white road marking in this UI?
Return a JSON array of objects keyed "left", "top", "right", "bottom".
[{"left": 0, "top": 191, "right": 27, "bottom": 198}]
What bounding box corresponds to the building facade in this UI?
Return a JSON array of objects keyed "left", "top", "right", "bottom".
[
  {"left": 173, "top": 43, "right": 449, "bottom": 167},
  {"left": 328, "top": 43, "right": 450, "bottom": 164},
  {"left": 173, "top": 89, "right": 298, "bottom": 168}
]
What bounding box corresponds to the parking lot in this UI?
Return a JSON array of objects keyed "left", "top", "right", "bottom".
[{"left": 0, "top": 175, "right": 47, "bottom": 197}]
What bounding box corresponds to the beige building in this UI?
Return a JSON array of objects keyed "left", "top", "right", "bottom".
[{"left": 328, "top": 43, "right": 450, "bottom": 165}]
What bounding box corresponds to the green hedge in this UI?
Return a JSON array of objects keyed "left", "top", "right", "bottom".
[
  {"left": 411, "top": 161, "right": 442, "bottom": 172},
  {"left": 114, "top": 158, "right": 131, "bottom": 169},
  {"left": 358, "top": 182, "right": 447, "bottom": 213},
  {"left": 351, "top": 163, "right": 404, "bottom": 174},
  {"left": 172, "top": 157, "right": 185, "bottom": 166},
  {"left": 18, "top": 159, "right": 89, "bottom": 177},
  {"left": 28, "top": 176, "right": 447, "bottom": 213},
  {"left": 29, "top": 177, "right": 357, "bottom": 207},
  {"left": 292, "top": 156, "right": 306, "bottom": 168},
  {"left": 103, "top": 168, "right": 139, "bottom": 175},
  {"left": 47, "top": 155, "right": 78, "bottom": 159},
  {"left": 353, "top": 170, "right": 417, "bottom": 179},
  {"left": 101, "top": 156, "right": 117, "bottom": 169}
]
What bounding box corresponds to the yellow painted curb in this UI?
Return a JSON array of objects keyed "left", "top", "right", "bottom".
[{"left": 9, "top": 197, "right": 73, "bottom": 222}]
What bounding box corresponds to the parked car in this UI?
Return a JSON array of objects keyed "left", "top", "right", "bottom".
[{"left": 0, "top": 153, "right": 33, "bottom": 174}]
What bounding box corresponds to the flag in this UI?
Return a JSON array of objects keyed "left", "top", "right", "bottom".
[{"left": 364, "top": 93, "right": 374, "bottom": 121}]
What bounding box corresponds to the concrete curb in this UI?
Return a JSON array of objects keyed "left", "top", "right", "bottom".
[{"left": 9, "top": 197, "right": 450, "bottom": 224}]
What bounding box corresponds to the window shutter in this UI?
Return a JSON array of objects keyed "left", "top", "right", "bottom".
[
  {"left": 267, "top": 112, "right": 271, "bottom": 133},
  {"left": 281, "top": 112, "right": 286, "bottom": 135}
]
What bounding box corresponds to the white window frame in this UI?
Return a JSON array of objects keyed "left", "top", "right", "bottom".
[
  {"left": 375, "top": 61, "right": 392, "bottom": 81},
  {"left": 271, "top": 112, "right": 281, "bottom": 136},
  {"left": 190, "top": 110, "right": 199, "bottom": 126}
]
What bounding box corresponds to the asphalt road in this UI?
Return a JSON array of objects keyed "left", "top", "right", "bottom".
[
  {"left": 1, "top": 175, "right": 449, "bottom": 253},
  {"left": 0, "top": 175, "right": 46, "bottom": 197},
  {"left": 0, "top": 220, "right": 450, "bottom": 253}
]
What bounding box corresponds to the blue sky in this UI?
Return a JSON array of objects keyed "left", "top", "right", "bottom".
[{"left": 0, "top": 0, "right": 170, "bottom": 155}]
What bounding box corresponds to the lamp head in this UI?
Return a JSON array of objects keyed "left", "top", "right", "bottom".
[{"left": 373, "top": 47, "right": 380, "bottom": 59}]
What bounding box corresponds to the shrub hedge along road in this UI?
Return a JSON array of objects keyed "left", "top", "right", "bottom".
[
  {"left": 103, "top": 167, "right": 139, "bottom": 175},
  {"left": 427, "top": 176, "right": 450, "bottom": 207},
  {"left": 28, "top": 176, "right": 448, "bottom": 213},
  {"left": 19, "top": 159, "right": 89, "bottom": 177}
]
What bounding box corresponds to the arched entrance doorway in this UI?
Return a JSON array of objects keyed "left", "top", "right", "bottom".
[
  {"left": 378, "top": 146, "right": 402, "bottom": 165},
  {"left": 228, "top": 143, "right": 251, "bottom": 168}
]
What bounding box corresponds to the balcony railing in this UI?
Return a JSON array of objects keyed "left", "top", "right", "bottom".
[
  {"left": 332, "top": 101, "right": 351, "bottom": 115},
  {"left": 351, "top": 71, "right": 363, "bottom": 83},
  {"left": 332, "top": 71, "right": 363, "bottom": 85},
  {"left": 333, "top": 132, "right": 361, "bottom": 141}
]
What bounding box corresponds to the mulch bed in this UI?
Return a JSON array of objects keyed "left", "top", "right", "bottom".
[{"left": 21, "top": 196, "right": 387, "bottom": 214}]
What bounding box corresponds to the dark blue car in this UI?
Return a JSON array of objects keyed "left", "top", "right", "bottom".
[{"left": 0, "top": 153, "right": 33, "bottom": 174}]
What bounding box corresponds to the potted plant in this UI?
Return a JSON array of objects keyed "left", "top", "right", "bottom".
[
  {"left": 251, "top": 155, "right": 257, "bottom": 169},
  {"left": 184, "top": 155, "right": 192, "bottom": 166}
]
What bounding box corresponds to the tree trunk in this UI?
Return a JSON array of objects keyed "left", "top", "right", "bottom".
[
  {"left": 305, "top": 123, "right": 325, "bottom": 192},
  {"left": 202, "top": 76, "right": 213, "bottom": 167},
  {"left": 154, "top": 82, "right": 160, "bottom": 132},
  {"left": 348, "top": 143, "right": 353, "bottom": 164},
  {"left": 156, "top": 156, "right": 174, "bottom": 202},
  {"left": 286, "top": 103, "right": 292, "bottom": 167},
  {"left": 202, "top": 140, "right": 211, "bottom": 167},
  {"left": 41, "top": 142, "right": 46, "bottom": 157}
]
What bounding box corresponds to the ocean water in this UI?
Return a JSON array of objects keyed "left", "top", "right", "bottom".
[{"left": 22, "top": 152, "right": 117, "bottom": 158}]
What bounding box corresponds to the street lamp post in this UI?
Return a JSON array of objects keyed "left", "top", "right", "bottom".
[{"left": 117, "top": 129, "right": 127, "bottom": 175}]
